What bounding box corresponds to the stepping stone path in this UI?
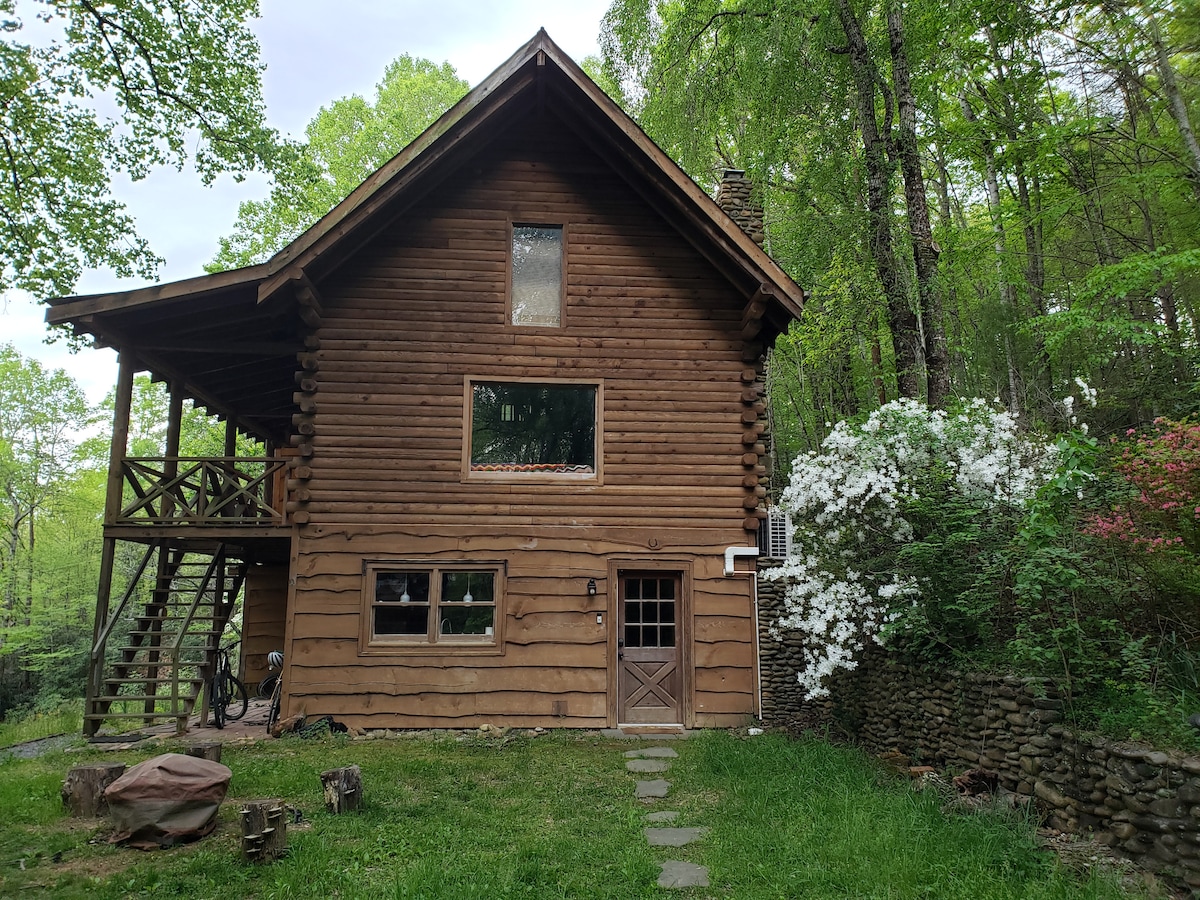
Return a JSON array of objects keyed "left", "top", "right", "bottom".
[
  {"left": 625, "top": 746, "right": 709, "bottom": 889},
  {"left": 626, "top": 758, "right": 671, "bottom": 773},
  {"left": 635, "top": 778, "right": 671, "bottom": 798},
  {"left": 646, "top": 827, "right": 709, "bottom": 847}
]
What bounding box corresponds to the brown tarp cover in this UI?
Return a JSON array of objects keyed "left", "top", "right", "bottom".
[{"left": 104, "top": 753, "right": 231, "bottom": 849}]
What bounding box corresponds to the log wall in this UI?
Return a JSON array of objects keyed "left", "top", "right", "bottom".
[
  {"left": 285, "top": 109, "right": 761, "bottom": 729},
  {"left": 242, "top": 564, "right": 288, "bottom": 689}
]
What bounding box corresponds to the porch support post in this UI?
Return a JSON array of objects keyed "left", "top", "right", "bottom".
[
  {"left": 86, "top": 353, "right": 136, "bottom": 737},
  {"left": 144, "top": 386, "right": 184, "bottom": 720},
  {"left": 103, "top": 353, "right": 136, "bottom": 527},
  {"left": 162, "top": 386, "right": 183, "bottom": 517}
]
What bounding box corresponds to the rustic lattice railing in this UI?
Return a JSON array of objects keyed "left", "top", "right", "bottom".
[{"left": 117, "top": 457, "right": 287, "bottom": 525}]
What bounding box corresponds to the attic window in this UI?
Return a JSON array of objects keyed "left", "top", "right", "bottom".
[{"left": 511, "top": 224, "right": 563, "bottom": 327}]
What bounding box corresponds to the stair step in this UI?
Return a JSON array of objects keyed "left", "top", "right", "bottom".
[
  {"left": 93, "top": 697, "right": 189, "bottom": 705},
  {"left": 104, "top": 676, "right": 205, "bottom": 686},
  {"left": 126, "top": 629, "right": 221, "bottom": 638},
  {"left": 84, "top": 715, "right": 189, "bottom": 724}
]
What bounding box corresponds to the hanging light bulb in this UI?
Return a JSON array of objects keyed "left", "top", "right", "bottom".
[
  {"left": 463, "top": 572, "right": 473, "bottom": 603},
  {"left": 400, "top": 574, "right": 410, "bottom": 603}
]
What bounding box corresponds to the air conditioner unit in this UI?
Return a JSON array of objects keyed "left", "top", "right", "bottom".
[{"left": 760, "top": 507, "right": 793, "bottom": 558}]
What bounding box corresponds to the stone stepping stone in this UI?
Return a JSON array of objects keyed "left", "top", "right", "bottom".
[
  {"left": 626, "top": 758, "right": 670, "bottom": 773},
  {"left": 645, "top": 826, "right": 708, "bottom": 847},
  {"left": 646, "top": 810, "right": 679, "bottom": 823},
  {"left": 624, "top": 747, "right": 679, "bottom": 759},
  {"left": 658, "top": 860, "right": 709, "bottom": 889},
  {"left": 635, "top": 778, "right": 671, "bottom": 798}
]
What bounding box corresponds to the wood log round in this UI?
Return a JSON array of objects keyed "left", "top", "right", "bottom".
[
  {"left": 240, "top": 799, "right": 288, "bottom": 862},
  {"left": 61, "top": 762, "right": 126, "bottom": 818},
  {"left": 186, "top": 742, "right": 222, "bottom": 762},
  {"left": 320, "top": 765, "right": 363, "bottom": 814}
]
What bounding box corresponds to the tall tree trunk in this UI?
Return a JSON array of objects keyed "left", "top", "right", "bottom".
[
  {"left": 981, "top": 27, "right": 1052, "bottom": 402},
  {"left": 1146, "top": 11, "right": 1200, "bottom": 203},
  {"left": 960, "top": 93, "right": 1024, "bottom": 416},
  {"left": 834, "top": 0, "right": 923, "bottom": 399},
  {"left": 887, "top": 2, "right": 949, "bottom": 407}
]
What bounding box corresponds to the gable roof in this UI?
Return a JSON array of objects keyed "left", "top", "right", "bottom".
[{"left": 47, "top": 30, "right": 804, "bottom": 441}]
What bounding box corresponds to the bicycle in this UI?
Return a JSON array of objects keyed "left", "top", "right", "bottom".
[
  {"left": 210, "top": 641, "right": 249, "bottom": 728},
  {"left": 265, "top": 649, "right": 284, "bottom": 734}
]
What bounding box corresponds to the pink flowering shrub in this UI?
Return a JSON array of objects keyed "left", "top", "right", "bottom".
[{"left": 1085, "top": 418, "right": 1200, "bottom": 555}]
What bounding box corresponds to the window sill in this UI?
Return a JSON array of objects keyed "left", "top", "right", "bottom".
[{"left": 359, "top": 642, "right": 504, "bottom": 658}]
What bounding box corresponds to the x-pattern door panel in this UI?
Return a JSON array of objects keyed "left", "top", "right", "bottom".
[{"left": 618, "top": 572, "right": 682, "bottom": 725}]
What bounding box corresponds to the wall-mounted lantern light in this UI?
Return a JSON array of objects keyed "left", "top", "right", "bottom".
[{"left": 586, "top": 578, "right": 597, "bottom": 596}]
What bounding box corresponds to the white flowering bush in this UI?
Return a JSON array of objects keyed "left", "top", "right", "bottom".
[{"left": 765, "top": 398, "right": 1056, "bottom": 698}]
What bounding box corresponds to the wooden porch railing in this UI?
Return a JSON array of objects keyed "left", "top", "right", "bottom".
[{"left": 116, "top": 457, "right": 288, "bottom": 525}]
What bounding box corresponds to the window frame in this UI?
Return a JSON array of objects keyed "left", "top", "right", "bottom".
[
  {"left": 360, "top": 560, "right": 507, "bottom": 656},
  {"left": 462, "top": 376, "right": 604, "bottom": 484},
  {"left": 507, "top": 221, "right": 567, "bottom": 329}
]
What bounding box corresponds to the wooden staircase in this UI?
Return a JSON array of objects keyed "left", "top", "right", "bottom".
[{"left": 84, "top": 542, "right": 246, "bottom": 736}]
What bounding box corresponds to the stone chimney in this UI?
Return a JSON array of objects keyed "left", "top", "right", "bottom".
[{"left": 714, "top": 169, "right": 765, "bottom": 247}]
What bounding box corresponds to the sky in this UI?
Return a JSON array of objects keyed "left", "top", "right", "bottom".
[{"left": 2, "top": 0, "right": 614, "bottom": 403}]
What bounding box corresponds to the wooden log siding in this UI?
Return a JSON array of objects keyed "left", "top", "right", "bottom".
[
  {"left": 242, "top": 565, "right": 288, "bottom": 689},
  {"left": 283, "top": 112, "right": 760, "bottom": 728}
]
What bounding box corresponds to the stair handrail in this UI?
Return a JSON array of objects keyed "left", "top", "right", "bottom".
[{"left": 90, "top": 544, "right": 156, "bottom": 660}]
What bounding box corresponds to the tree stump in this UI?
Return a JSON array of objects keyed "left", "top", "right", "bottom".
[
  {"left": 61, "top": 763, "right": 126, "bottom": 818},
  {"left": 239, "top": 799, "right": 287, "bottom": 862},
  {"left": 186, "top": 742, "right": 222, "bottom": 763},
  {"left": 320, "top": 765, "right": 363, "bottom": 814}
]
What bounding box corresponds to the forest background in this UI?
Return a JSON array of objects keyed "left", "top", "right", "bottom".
[{"left": 1, "top": 0, "right": 1198, "bottom": 747}]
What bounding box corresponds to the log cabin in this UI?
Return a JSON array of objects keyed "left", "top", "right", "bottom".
[{"left": 46, "top": 31, "right": 803, "bottom": 735}]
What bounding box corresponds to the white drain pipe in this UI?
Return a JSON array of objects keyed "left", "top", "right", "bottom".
[
  {"left": 724, "top": 546, "right": 762, "bottom": 719},
  {"left": 724, "top": 546, "right": 759, "bottom": 576}
]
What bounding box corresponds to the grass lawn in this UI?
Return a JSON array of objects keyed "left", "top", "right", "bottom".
[{"left": 0, "top": 729, "right": 1145, "bottom": 899}]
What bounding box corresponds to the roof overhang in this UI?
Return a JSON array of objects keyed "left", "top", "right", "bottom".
[{"left": 47, "top": 30, "right": 804, "bottom": 439}]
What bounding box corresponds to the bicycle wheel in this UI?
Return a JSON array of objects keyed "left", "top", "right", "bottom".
[
  {"left": 266, "top": 680, "right": 282, "bottom": 735},
  {"left": 211, "top": 674, "right": 227, "bottom": 729},
  {"left": 257, "top": 672, "right": 278, "bottom": 699},
  {"left": 224, "top": 674, "right": 249, "bottom": 721}
]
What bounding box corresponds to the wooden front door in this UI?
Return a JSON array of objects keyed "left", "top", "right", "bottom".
[{"left": 617, "top": 572, "right": 683, "bottom": 725}]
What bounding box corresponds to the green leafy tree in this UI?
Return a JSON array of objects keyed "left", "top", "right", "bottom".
[
  {"left": 0, "top": 0, "right": 289, "bottom": 297},
  {"left": 0, "top": 344, "right": 91, "bottom": 713},
  {"left": 210, "top": 54, "right": 469, "bottom": 270}
]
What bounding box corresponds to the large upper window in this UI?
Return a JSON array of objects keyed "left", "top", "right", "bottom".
[
  {"left": 468, "top": 380, "right": 599, "bottom": 477},
  {"left": 364, "top": 562, "right": 502, "bottom": 650},
  {"left": 511, "top": 224, "right": 563, "bottom": 327}
]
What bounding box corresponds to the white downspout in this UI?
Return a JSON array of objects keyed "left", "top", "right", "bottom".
[
  {"left": 724, "top": 546, "right": 762, "bottom": 719},
  {"left": 724, "top": 546, "right": 759, "bottom": 576}
]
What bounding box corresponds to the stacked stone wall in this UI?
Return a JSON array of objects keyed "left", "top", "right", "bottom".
[{"left": 757, "top": 564, "right": 1200, "bottom": 889}]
